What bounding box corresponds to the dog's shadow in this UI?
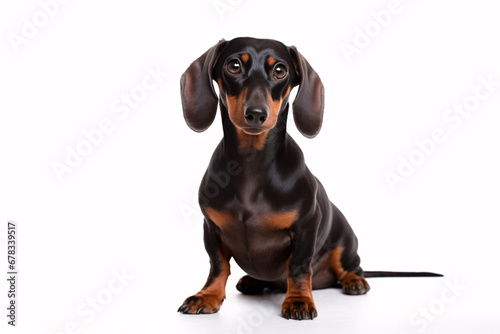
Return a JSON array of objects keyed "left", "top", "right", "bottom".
[
  {"left": 232, "top": 282, "right": 344, "bottom": 312},
  {"left": 232, "top": 289, "right": 284, "bottom": 318}
]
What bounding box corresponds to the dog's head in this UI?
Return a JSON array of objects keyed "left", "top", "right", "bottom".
[{"left": 180, "top": 37, "right": 324, "bottom": 139}]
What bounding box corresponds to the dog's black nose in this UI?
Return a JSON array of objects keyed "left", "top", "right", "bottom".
[{"left": 244, "top": 108, "right": 268, "bottom": 126}]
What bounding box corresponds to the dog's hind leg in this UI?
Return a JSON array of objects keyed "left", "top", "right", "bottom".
[
  {"left": 236, "top": 275, "right": 278, "bottom": 295},
  {"left": 330, "top": 246, "right": 370, "bottom": 295}
]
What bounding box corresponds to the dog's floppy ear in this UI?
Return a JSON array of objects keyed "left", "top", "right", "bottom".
[
  {"left": 181, "top": 40, "right": 227, "bottom": 132},
  {"left": 289, "top": 46, "right": 325, "bottom": 138}
]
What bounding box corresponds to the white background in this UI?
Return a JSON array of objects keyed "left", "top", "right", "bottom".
[{"left": 1, "top": 0, "right": 499, "bottom": 333}]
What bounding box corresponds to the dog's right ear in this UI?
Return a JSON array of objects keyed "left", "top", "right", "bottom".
[{"left": 180, "top": 40, "right": 227, "bottom": 132}]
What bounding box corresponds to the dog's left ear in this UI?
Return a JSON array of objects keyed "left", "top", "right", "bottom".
[
  {"left": 289, "top": 46, "right": 325, "bottom": 138},
  {"left": 181, "top": 40, "right": 227, "bottom": 132}
]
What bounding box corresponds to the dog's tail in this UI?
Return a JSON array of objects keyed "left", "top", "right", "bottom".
[{"left": 363, "top": 271, "right": 443, "bottom": 278}]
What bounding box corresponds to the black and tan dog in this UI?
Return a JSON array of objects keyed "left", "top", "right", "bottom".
[{"left": 178, "top": 37, "right": 440, "bottom": 320}]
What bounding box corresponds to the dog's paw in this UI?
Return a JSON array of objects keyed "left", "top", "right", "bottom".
[
  {"left": 281, "top": 296, "right": 318, "bottom": 320},
  {"left": 177, "top": 292, "right": 224, "bottom": 314},
  {"left": 236, "top": 275, "right": 270, "bottom": 295},
  {"left": 341, "top": 272, "right": 370, "bottom": 295}
]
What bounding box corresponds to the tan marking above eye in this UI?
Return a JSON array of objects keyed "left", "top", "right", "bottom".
[
  {"left": 267, "top": 56, "right": 276, "bottom": 66},
  {"left": 241, "top": 53, "right": 249, "bottom": 63}
]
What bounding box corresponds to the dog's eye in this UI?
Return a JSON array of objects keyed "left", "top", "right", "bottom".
[
  {"left": 273, "top": 63, "right": 287, "bottom": 80},
  {"left": 226, "top": 59, "right": 242, "bottom": 74}
]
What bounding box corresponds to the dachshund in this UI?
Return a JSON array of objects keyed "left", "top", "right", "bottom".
[{"left": 177, "top": 37, "right": 441, "bottom": 320}]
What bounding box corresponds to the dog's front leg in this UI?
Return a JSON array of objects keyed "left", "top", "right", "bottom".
[
  {"left": 281, "top": 213, "right": 320, "bottom": 320},
  {"left": 178, "top": 219, "right": 231, "bottom": 314}
]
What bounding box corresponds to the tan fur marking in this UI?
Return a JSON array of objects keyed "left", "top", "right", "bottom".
[
  {"left": 330, "top": 247, "right": 370, "bottom": 294},
  {"left": 227, "top": 85, "right": 291, "bottom": 151},
  {"left": 201, "top": 249, "right": 231, "bottom": 294},
  {"left": 217, "top": 78, "right": 224, "bottom": 94},
  {"left": 264, "top": 210, "right": 298, "bottom": 230},
  {"left": 226, "top": 88, "right": 248, "bottom": 129},
  {"left": 235, "top": 128, "right": 269, "bottom": 151},
  {"left": 285, "top": 258, "right": 313, "bottom": 298},
  {"left": 267, "top": 56, "right": 276, "bottom": 66},
  {"left": 241, "top": 53, "right": 249, "bottom": 63},
  {"left": 283, "top": 84, "right": 291, "bottom": 98},
  {"left": 266, "top": 85, "right": 291, "bottom": 125},
  {"left": 205, "top": 207, "right": 233, "bottom": 230},
  {"left": 286, "top": 275, "right": 313, "bottom": 299},
  {"left": 186, "top": 248, "right": 231, "bottom": 313},
  {"left": 339, "top": 271, "right": 370, "bottom": 295},
  {"left": 330, "top": 246, "right": 347, "bottom": 280},
  {"left": 227, "top": 88, "right": 271, "bottom": 151},
  {"left": 282, "top": 258, "right": 317, "bottom": 319}
]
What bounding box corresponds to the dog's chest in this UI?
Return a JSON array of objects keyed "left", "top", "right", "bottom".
[
  {"left": 204, "top": 158, "right": 301, "bottom": 231},
  {"left": 204, "top": 204, "right": 298, "bottom": 232},
  {"left": 205, "top": 204, "right": 294, "bottom": 280}
]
